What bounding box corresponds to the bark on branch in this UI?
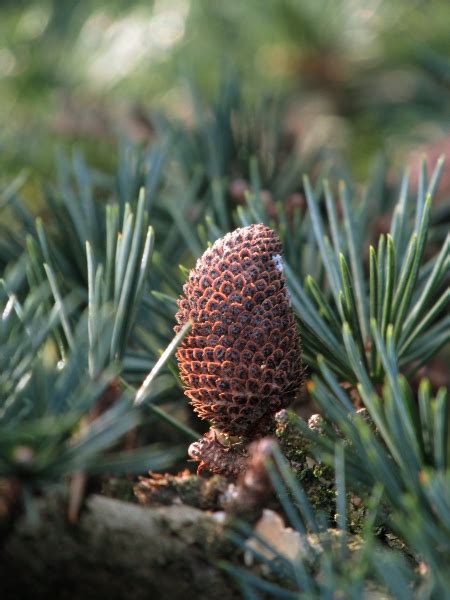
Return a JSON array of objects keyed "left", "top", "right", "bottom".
[{"left": 0, "top": 494, "right": 239, "bottom": 600}]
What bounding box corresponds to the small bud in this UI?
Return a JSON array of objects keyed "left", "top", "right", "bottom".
[{"left": 12, "top": 446, "right": 34, "bottom": 464}]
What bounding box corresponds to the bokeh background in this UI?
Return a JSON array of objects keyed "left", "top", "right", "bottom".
[{"left": 3, "top": 0, "right": 450, "bottom": 184}]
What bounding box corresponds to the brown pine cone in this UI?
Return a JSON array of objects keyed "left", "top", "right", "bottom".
[{"left": 175, "top": 224, "right": 303, "bottom": 475}]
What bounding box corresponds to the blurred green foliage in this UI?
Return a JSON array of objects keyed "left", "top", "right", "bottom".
[{"left": 3, "top": 0, "right": 450, "bottom": 182}]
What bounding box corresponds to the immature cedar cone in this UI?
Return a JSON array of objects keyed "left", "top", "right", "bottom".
[
  {"left": 175, "top": 224, "right": 303, "bottom": 475},
  {"left": 221, "top": 437, "right": 277, "bottom": 520}
]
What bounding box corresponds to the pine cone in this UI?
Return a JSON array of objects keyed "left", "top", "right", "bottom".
[{"left": 175, "top": 224, "right": 303, "bottom": 475}]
